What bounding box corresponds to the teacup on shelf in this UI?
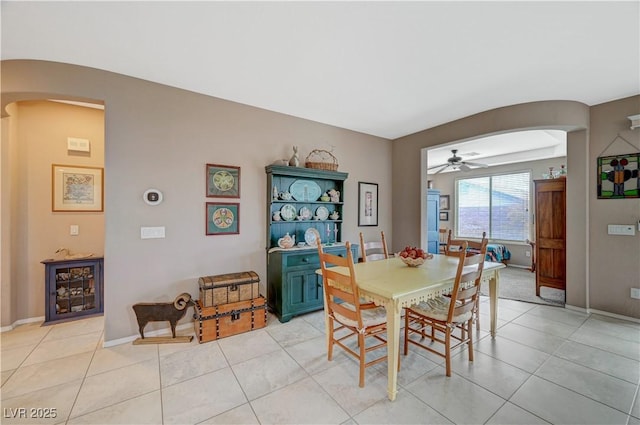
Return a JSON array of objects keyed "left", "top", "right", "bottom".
[{"left": 279, "top": 191, "right": 293, "bottom": 200}]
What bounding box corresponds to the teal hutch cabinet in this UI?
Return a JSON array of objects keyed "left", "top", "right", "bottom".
[{"left": 265, "top": 165, "right": 358, "bottom": 322}]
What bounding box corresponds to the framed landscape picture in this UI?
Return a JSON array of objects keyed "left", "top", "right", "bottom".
[
  {"left": 206, "top": 202, "right": 240, "bottom": 235},
  {"left": 52, "top": 164, "right": 104, "bottom": 212},
  {"left": 206, "top": 164, "right": 240, "bottom": 198}
]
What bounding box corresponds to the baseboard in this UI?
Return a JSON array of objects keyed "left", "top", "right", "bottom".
[
  {"left": 564, "top": 304, "right": 587, "bottom": 314},
  {"left": 0, "top": 316, "right": 45, "bottom": 333},
  {"left": 587, "top": 308, "right": 640, "bottom": 324},
  {"left": 506, "top": 264, "right": 531, "bottom": 270},
  {"left": 103, "top": 322, "right": 194, "bottom": 348}
]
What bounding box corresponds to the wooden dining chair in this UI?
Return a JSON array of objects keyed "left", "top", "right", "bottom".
[
  {"left": 445, "top": 231, "right": 487, "bottom": 257},
  {"left": 438, "top": 228, "right": 449, "bottom": 254},
  {"left": 403, "top": 238, "right": 488, "bottom": 376},
  {"left": 359, "top": 231, "right": 389, "bottom": 262},
  {"left": 444, "top": 231, "right": 488, "bottom": 331},
  {"left": 316, "top": 236, "right": 389, "bottom": 387}
]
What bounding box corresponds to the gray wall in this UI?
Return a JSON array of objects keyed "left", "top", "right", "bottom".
[
  {"left": 588, "top": 97, "right": 640, "bottom": 316},
  {"left": 1, "top": 60, "right": 393, "bottom": 341},
  {"left": 2, "top": 60, "right": 638, "bottom": 341}
]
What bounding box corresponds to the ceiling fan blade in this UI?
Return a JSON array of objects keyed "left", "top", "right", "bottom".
[
  {"left": 463, "top": 161, "right": 488, "bottom": 168},
  {"left": 427, "top": 162, "right": 450, "bottom": 170},
  {"left": 459, "top": 163, "right": 471, "bottom": 172},
  {"left": 433, "top": 164, "right": 450, "bottom": 174}
]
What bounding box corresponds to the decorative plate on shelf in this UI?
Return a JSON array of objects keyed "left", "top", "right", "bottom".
[
  {"left": 299, "top": 206, "right": 312, "bottom": 220},
  {"left": 289, "top": 180, "right": 322, "bottom": 202},
  {"left": 304, "top": 228, "right": 319, "bottom": 246},
  {"left": 315, "top": 206, "right": 329, "bottom": 221},
  {"left": 280, "top": 204, "right": 297, "bottom": 221}
]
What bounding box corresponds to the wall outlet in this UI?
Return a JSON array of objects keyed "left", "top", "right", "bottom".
[{"left": 631, "top": 288, "right": 640, "bottom": 300}]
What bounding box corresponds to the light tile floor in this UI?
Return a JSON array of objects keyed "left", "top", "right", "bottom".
[{"left": 1, "top": 297, "right": 639, "bottom": 425}]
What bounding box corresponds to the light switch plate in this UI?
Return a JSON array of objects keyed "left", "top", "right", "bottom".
[
  {"left": 607, "top": 224, "right": 636, "bottom": 236},
  {"left": 67, "top": 137, "right": 90, "bottom": 152},
  {"left": 141, "top": 226, "right": 165, "bottom": 239},
  {"left": 70, "top": 225, "right": 79, "bottom": 236}
]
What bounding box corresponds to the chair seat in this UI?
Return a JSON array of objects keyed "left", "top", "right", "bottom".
[
  {"left": 334, "top": 303, "right": 387, "bottom": 330},
  {"left": 408, "top": 296, "right": 472, "bottom": 323}
]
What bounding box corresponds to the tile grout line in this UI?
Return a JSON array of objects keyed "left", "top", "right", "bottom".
[{"left": 63, "top": 327, "right": 104, "bottom": 424}]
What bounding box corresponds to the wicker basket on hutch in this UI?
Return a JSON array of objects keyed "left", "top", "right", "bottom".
[{"left": 305, "top": 149, "right": 339, "bottom": 171}]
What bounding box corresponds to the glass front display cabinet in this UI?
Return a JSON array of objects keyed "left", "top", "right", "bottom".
[{"left": 42, "top": 257, "right": 104, "bottom": 324}]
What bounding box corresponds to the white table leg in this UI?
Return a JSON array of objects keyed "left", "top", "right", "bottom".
[
  {"left": 386, "top": 301, "right": 401, "bottom": 401},
  {"left": 489, "top": 270, "right": 500, "bottom": 337}
]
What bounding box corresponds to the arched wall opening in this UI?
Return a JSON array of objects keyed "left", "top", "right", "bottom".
[{"left": 391, "top": 100, "right": 590, "bottom": 310}]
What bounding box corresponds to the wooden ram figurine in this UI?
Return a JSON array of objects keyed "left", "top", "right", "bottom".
[{"left": 132, "top": 292, "right": 194, "bottom": 344}]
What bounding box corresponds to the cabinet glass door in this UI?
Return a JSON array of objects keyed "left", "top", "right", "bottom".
[{"left": 48, "top": 261, "right": 101, "bottom": 322}]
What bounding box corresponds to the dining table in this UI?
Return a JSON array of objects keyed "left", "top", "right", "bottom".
[{"left": 316, "top": 254, "right": 505, "bottom": 401}]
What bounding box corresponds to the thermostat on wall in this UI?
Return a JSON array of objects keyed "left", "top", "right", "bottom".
[{"left": 143, "top": 189, "right": 163, "bottom": 206}]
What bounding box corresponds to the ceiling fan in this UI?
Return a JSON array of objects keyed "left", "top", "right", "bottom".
[{"left": 427, "top": 149, "right": 489, "bottom": 174}]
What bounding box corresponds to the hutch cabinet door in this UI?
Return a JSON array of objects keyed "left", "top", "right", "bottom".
[{"left": 284, "top": 270, "right": 323, "bottom": 316}]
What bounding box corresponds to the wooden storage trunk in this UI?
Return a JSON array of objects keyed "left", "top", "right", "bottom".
[
  {"left": 198, "top": 271, "right": 260, "bottom": 307},
  {"left": 193, "top": 296, "right": 267, "bottom": 343}
]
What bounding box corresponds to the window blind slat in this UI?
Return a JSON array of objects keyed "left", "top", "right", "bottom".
[{"left": 456, "top": 172, "right": 530, "bottom": 241}]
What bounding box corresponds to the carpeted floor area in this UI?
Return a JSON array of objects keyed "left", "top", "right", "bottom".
[{"left": 481, "top": 265, "right": 565, "bottom": 306}]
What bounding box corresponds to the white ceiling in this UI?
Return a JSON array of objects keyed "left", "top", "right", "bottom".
[
  {"left": 426, "top": 129, "right": 567, "bottom": 174},
  {"left": 2, "top": 1, "right": 639, "bottom": 146}
]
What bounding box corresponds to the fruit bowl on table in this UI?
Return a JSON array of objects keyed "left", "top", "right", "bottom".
[
  {"left": 398, "top": 246, "right": 433, "bottom": 267},
  {"left": 400, "top": 256, "right": 426, "bottom": 267}
]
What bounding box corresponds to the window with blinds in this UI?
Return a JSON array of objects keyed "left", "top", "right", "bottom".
[{"left": 456, "top": 171, "right": 530, "bottom": 241}]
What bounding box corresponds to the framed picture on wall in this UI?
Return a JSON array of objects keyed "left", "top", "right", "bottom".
[
  {"left": 439, "top": 211, "right": 449, "bottom": 221},
  {"left": 206, "top": 164, "right": 240, "bottom": 198},
  {"left": 358, "top": 182, "right": 378, "bottom": 226},
  {"left": 597, "top": 152, "right": 640, "bottom": 199},
  {"left": 52, "top": 164, "right": 104, "bottom": 212},
  {"left": 439, "top": 195, "right": 450, "bottom": 210},
  {"left": 206, "top": 202, "right": 240, "bottom": 235}
]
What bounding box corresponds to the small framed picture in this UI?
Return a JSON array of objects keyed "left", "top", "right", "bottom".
[
  {"left": 358, "top": 182, "right": 378, "bottom": 226},
  {"left": 206, "top": 164, "right": 240, "bottom": 198},
  {"left": 440, "top": 195, "right": 450, "bottom": 210},
  {"left": 439, "top": 211, "right": 449, "bottom": 221},
  {"left": 206, "top": 202, "right": 240, "bottom": 235},
  {"left": 52, "top": 164, "right": 104, "bottom": 212}
]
